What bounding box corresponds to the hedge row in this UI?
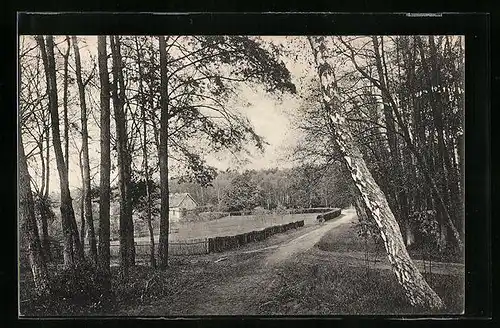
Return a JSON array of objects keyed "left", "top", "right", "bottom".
[
  {"left": 316, "top": 208, "right": 342, "bottom": 222},
  {"left": 208, "top": 220, "right": 305, "bottom": 253}
]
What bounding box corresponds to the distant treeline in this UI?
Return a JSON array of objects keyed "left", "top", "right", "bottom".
[{"left": 169, "top": 164, "right": 353, "bottom": 212}]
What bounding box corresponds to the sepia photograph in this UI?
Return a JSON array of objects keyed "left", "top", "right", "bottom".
[{"left": 18, "top": 33, "right": 466, "bottom": 317}]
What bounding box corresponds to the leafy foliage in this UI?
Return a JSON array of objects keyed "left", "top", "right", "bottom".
[
  {"left": 129, "top": 177, "right": 160, "bottom": 219},
  {"left": 222, "top": 171, "right": 262, "bottom": 212}
]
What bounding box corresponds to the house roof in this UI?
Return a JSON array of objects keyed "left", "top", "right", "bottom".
[{"left": 169, "top": 193, "right": 198, "bottom": 208}]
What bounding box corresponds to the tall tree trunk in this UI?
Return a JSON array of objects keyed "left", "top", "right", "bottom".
[
  {"left": 158, "top": 35, "right": 170, "bottom": 269},
  {"left": 40, "top": 114, "right": 52, "bottom": 260},
  {"left": 62, "top": 36, "right": 70, "bottom": 173},
  {"left": 110, "top": 36, "right": 135, "bottom": 276},
  {"left": 44, "top": 123, "right": 50, "bottom": 199},
  {"left": 78, "top": 148, "right": 86, "bottom": 256},
  {"left": 135, "top": 37, "right": 156, "bottom": 269},
  {"left": 39, "top": 200, "right": 51, "bottom": 261},
  {"left": 39, "top": 141, "right": 45, "bottom": 196},
  {"left": 372, "top": 36, "right": 411, "bottom": 245},
  {"left": 37, "top": 138, "right": 51, "bottom": 260},
  {"left": 309, "top": 36, "right": 444, "bottom": 310},
  {"left": 97, "top": 36, "right": 111, "bottom": 281},
  {"left": 72, "top": 36, "right": 98, "bottom": 265},
  {"left": 36, "top": 35, "right": 84, "bottom": 269},
  {"left": 19, "top": 136, "right": 51, "bottom": 296}
]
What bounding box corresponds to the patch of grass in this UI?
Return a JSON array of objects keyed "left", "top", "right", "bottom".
[
  {"left": 317, "top": 220, "right": 463, "bottom": 264},
  {"left": 258, "top": 256, "right": 464, "bottom": 315},
  {"left": 316, "top": 221, "right": 384, "bottom": 254},
  {"left": 20, "top": 261, "right": 113, "bottom": 316}
]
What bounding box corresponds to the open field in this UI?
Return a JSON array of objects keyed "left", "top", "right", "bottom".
[{"left": 126, "top": 212, "right": 320, "bottom": 245}]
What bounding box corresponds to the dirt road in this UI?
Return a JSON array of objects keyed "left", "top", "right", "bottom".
[
  {"left": 185, "top": 210, "right": 357, "bottom": 315},
  {"left": 122, "top": 208, "right": 463, "bottom": 316},
  {"left": 264, "top": 208, "right": 357, "bottom": 266}
]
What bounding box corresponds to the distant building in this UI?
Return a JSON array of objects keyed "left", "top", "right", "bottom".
[{"left": 169, "top": 193, "right": 198, "bottom": 222}]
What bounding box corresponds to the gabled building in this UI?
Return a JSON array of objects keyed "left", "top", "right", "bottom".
[{"left": 169, "top": 192, "right": 198, "bottom": 222}]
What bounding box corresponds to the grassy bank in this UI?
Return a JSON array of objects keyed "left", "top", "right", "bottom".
[
  {"left": 316, "top": 219, "right": 464, "bottom": 264},
  {"left": 257, "top": 253, "right": 464, "bottom": 315}
]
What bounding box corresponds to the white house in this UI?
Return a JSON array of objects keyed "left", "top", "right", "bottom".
[{"left": 169, "top": 193, "right": 198, "bottom": 222}]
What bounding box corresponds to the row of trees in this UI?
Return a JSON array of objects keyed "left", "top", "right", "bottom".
[
  {"left": 296, "top": 36, "right": 464, "bottom": 252},
  {"left": 170, "top": 165, "right": 352, "bottom": 212},
  {"left": 19, "top": 35, "right": 296, "bottom": 295}
]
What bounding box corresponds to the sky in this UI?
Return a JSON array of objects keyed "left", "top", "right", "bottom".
[{"left": 21, "top": 35, "right": 314, "bottom": 192}]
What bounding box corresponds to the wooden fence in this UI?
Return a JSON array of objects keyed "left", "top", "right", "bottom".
[
  {"left": 20, "top": 219, "right": 306, "bottom": 266},
  {"left": 125, "top": 238, "right": 209, "bottom": 257},
  {"left": 316, "top": 208, "right": 342, "bottom": 222},
  {"left": 208, "top": 220, "right": 304, "bottom": 253}
]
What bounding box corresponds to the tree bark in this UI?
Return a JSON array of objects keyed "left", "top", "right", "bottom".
[
  {"left": 41, "top": 114, "right": 52, "bottom": 261},
  {"left": 19, "top": 135, "right": 51, "bottom": 296},
  {"left": 158, "top": 35, "right": 170, "bottom": 269},
  {"left": 78, "top": 148, "right": 86, "bottom": 256},
  {"left": 44, "top": 122, "right": 50, "bottom": 199},
  {"left": 372, "top": 36, "right": 411, "bottom": 244},
  {"left": 62, "top": 36, "right": 70, "bottom": 173},
  {"left": 110, "top": 36, "right": 135, "bottom": 275},
  {"left": 308, "top": 36, "right": 444, "bottom": 310},
  {"left": 37, "top": 137, "right": 51, "bottom": 260},
  {"left": 72, "top": 36, "right": 98, "bottom": 265},
  {"left": 36, "top": 35, "right": 84, "bottom": 269},
  {"left": 135, "top": 37, "right": 157, "bottom": 269},
  {"left": 97, "top": 36, "right": 111, "bottom": 280}
]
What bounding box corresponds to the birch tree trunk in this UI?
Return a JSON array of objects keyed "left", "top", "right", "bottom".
[
  {"left": 308, "top": 36, "right": 444, "bottom": 310},
  {"left": 72, "top": 36, "right": 98, "bottom": 265},
  {"left": 19, "top": 135, "right": 51, "bottom": 296},
  {"left": 97, "top": 36, "right": 111, "bottom": 280},
  {"left": 158, "top": 35, "right": 170, "bottom": 269},
  {"left": 36, "top": 35, "right": 84, "bottom": 269}
]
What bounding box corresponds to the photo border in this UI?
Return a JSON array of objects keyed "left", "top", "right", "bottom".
[{"left": 9, "top": 11, "right": 492, "bottom": 326}]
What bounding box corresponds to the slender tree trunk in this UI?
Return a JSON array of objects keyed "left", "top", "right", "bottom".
[
  {"left": 39, "top": 141, "right": 45, "bottom": 196},
  {"left": 135, "top": 37, "right": 156, "bottom": 269},
  {"left": 372, "top": 36, "right": 411, "bottom": 244},
  {"left": 37, "top": 139, "right": 51, "bottom": 260},
  {"left": 72, "top": 36, "right": 98, "bottom": 265},
  {"left": 78, "top": 148, "right": 86, "bottom": 256},
  {"left": 19, "top": 136, "right": 51, "bottom": 296},
  {"left": 309, "top": 36, "right": 444, "bottom": 310},
  {"left": 41, "top": 115, "right": 52, "bottom": 261},
  {"left": 44, "top": 124, "right": 50, "bottom": 199},
  {"left": 39, "top": 200, "right": 51, "bottom": 261},
  {"left": 62, "top": 36, "right": 70, "bottom": 173},
  {"left": 36, "top": 35, "right": 84, "bottom": 269},
  {"left": 158, "top": 35, "right": 170, "bottom": 269},
  {"left": 111, "top": 36, "right": 135, "bottom": 276},
  {"left": 97, "top": 36, "right": 111, "bottom": 281}
]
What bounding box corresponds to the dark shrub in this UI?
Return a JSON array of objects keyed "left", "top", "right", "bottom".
[{"left": 50, "top": 260, "right": 110, "bottom": 309}]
